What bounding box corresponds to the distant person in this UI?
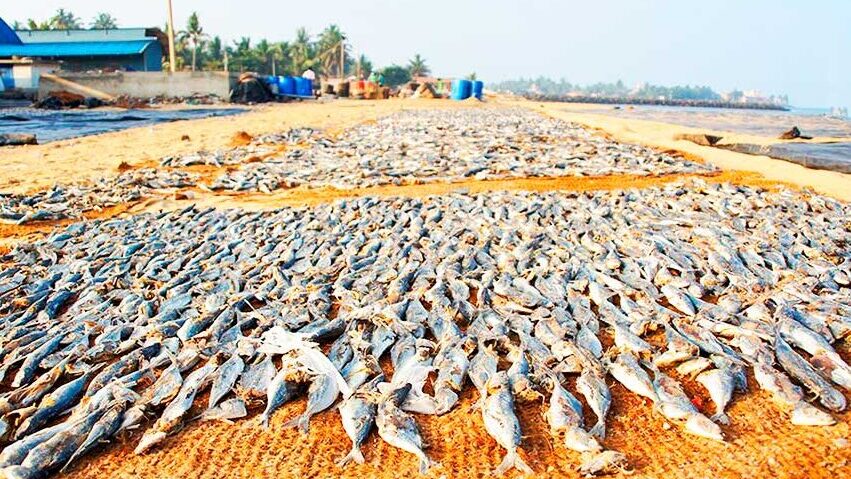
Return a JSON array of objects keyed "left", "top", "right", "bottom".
[
  {"left": 377, "top": 72, "right": 385, "bottom": 87},
  {"left": 368, "top": 71, "right": 378, "bottom": 84},
  {"left": 302, "top": 68, "right": 316, "bottom": 81}
]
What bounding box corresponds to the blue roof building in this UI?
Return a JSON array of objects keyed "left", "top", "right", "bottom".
[{"left": 0, "top": 25, "right": 166, "bottom": 72}]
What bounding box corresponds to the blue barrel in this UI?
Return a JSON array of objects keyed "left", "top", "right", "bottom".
[
  {"left": 295, "top": 77, "right": 313, "bottom": 97},
  {"left": 451, "top": 79, "right": 472, "bottom": 100},
  {"left": 264, "top": 75, "right": 279, "bottom": 95},
  {"left": 279, "top": 76, "right": 297, "bottom": 96},
  {"left": 471, "top": 80, "right": 484, "bottom": 100}
]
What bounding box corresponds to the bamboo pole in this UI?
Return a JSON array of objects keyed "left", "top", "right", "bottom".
[
  {"left": 166, "top": 0, "right": 177, "bottom": 73},
  {"left": 40, "top": 74, "right": 116, "bottom": 101}
]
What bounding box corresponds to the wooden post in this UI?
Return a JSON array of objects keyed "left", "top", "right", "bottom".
[
  {"left": 166, "top": 0, "right": 177, "bottom": 73},
  {"left": 339, "top": 39, "right": 344, "bottom": 79}
]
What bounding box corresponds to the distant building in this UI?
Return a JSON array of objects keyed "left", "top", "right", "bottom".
[{"left": 0, "top": 19, "right": 167, "bottom": 93}]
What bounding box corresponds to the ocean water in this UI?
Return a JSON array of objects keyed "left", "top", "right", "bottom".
[
  {"left": 0, "top": 107, "right": 246, "bottom": 143},
  {"left": 578, "top": 104, "right": 851, "bottom": 138}
]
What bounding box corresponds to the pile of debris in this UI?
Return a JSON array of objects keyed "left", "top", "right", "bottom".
[{"left": 32, "top": 91, "right": 104, "bottom": 110}]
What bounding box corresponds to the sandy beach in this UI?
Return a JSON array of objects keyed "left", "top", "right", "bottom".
[{"left": 1, "top": 97, "right": 849, "bottom": 479}]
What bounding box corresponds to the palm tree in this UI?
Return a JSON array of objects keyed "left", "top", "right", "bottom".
[
  {"left": 91, "top": 13, "right": 117, "bottom": 30},
  {"left": 355, "top": 54, "right": 373, "bottom": 79},
  {"left": 27, "top": 19, "right": 51, "bottom": 30},
  {"left": 269, "top": 42, "right": 291, "bottom": 75},
  {"left": 318, "top": 25, "right": 348, "bottom": 78},
  {"left": 291, "top": 27, "right": 315, "bottom": 75},
  {"left": 408, "top": 54, "right": 430, "bottom": 78},
  {"left": 49, "top": 9, "right": 81, "bottom": 30},
  {"left": 204, "top": 36, "right": 224, "bottom": 70},
  {"left": 179, "top": 12, "right": 207, "bottom": 71}
]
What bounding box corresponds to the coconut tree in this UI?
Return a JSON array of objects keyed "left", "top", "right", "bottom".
[
  {"left": 317, "top": 24, "right": 349, "bottom": 78},
  {"left": 254, "top": 39, "right": 274, "bottom": 74},
  {"left": 407, "top": 54, "right": 430, "bottom": 78},
  {"left": 179, "top": 12, "right": 207, "bottom": 71},
  {"left": 355, "top": 54, "right": 373, "bottom": 79},
  {"left": 204, "top": 36, "right": 224, "bottom": 70},
  {"left": 91, "top": 13, "right": 117, "bottom": 30},
  {"left": 291, "top": 27, "right": 316, "bottom": 75},
  {"left": 49, "top": 9, "right": 81, "bottom": 30},
  {"left": 26, "top": 19, "right": 51, "bottom": 30},
  {"left": 269, "top": 41, "right": 291, "bottom": 75}
]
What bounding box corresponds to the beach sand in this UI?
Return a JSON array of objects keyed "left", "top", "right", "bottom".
[{"left": 1, "top": 96, "right": 849, "bottom": 479}]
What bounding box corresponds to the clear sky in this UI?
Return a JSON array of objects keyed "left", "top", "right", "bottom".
[{"left": 3, "top": 1, "right": 848, "bottom": 108}]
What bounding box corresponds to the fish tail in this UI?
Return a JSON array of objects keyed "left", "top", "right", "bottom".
[
  {"left": 495, "top": 449, "right": 532, "bottom": 475},
  {"left": 336, "top": 446, "right": 365, "bottom": 467},
  {"left": 711, "top": 412, "right": 730, "bottom": 425},
  {"left": 282, "top": 413, "right": 309, "bottom": 434},
  {"left": 60, "top": 452, "right": 81, "bottom": 474},
  {"left": 418, "top": 453, "right": 432, "bottom": 475},
  {"left": 589, "top": 420, "right": 606, "bottom": 439}
]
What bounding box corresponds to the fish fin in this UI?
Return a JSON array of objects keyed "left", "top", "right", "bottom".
[
  {"left": 588, "top": 421, "right": 606, "bottom": 439},
  {"left": 337, "top": 446, "right": 365, "bottom": 467},
  {"left": 283, "top": 414, "right": 309, "bottom": 435},
  {"left": 495, "top": 450, "right": 532, "bottom": 475},
  {"left": 710, "top": 412, "right": 730, "bottom": 425}
]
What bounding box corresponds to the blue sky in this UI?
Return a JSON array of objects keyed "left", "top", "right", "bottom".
[{"left": 3, "top": 1, "right": 848, "bottom": 107}]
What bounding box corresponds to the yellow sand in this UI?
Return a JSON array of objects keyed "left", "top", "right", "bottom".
[
  {"left": 510, "top": 99, "right": 851, "bottom": 201},
  {"left": 0, "top": 99, "right": 483, "bottom": 195}
]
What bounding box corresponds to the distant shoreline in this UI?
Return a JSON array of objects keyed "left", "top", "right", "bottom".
[{"left": 518, "top": 94, "right": 789, "bottom": 111}]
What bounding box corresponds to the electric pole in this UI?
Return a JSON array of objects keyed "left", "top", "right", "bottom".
[{"left": 167, "top": 0, "right": 177, "bottom": 73}]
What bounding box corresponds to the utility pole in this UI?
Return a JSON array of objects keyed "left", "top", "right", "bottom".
[{"left": 166, "top": 0, "right": 177, "bottom": 73}]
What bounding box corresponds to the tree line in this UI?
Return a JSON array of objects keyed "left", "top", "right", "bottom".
[
  {"left": 10, "top": 9, "right": 435, "bottom": 86},
  {"left": 492, "top": 77, "right": 723, "bottom": 101}
]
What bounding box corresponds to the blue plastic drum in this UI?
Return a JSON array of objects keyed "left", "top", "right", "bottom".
[
  {"left": 279, "top": 76, "right": 297, "bottom": 96},
  {"left": 471, "top": 80, "right": 484, "bottom": 100},
  {"left": 295, "top": 77, "right": 313, "bottom": 97},
  {"left": 451, "top": 79, "right": 472, "bottom": 100}
]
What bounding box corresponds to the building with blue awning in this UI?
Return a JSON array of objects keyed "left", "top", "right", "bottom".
[
  {"left": 0, "top": 18, "right": 167, "bottom": 93},
  {"left": 3, "top": 27, "right": 166, "bottom": 72}
]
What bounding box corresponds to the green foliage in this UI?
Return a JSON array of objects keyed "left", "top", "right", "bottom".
[
  {"left": 381, "top": 65, "right": 412, "bottom": 87},
  {"left": 407, "top": 54, "right": 430, "bottom": 77},
  {"left": 491, "top": 77, "right": 722, "bottom": 101},
  {"left": 91, "top": 13, "right": 117, "bottom": 30},
  {"left": 11, "top": 9, "right": 430, "bottom": 80},
  {"left": 355, "top": 55, "right": 373, "bottom": 79},
  {"left": 178, "top": 12, "right": 207, "bottom": 71},
  {"left": 49, "top": 8, "right": 81, "bottom": 30}
]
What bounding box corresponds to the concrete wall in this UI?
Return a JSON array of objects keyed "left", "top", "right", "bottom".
[{"left": 38, "top": 71, "right": 237, "bottom": 99}]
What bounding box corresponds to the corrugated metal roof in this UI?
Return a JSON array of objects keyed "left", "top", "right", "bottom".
[
  {"left": 12, "top": 29, "right": 152, "bottom": 44},
  {"left": 0, "top": 40, "right": 154, "bottom": 57}
]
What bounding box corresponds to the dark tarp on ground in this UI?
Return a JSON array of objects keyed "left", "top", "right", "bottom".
[
  {"left": 230, "top": 78, "right": 273, "bottom": 104},
  {"left": 720, "top": 142, "right": 851, "bottom": 174}
]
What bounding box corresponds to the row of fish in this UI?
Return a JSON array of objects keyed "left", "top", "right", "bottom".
[
  {"left": 0, "top": 180, "right": 848, "bottom": 477},
  {"left": 159, "top": 128, "right": 321, "bottom": 168},
  {"left": 0, "top": 169, "right": 198, "bottom": 225},
  {"left": 1, "top": 108, "right": 712, "bottom": 225},
  {"left": 207, "top": 108, "right": 716, "bottom": 192}
]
